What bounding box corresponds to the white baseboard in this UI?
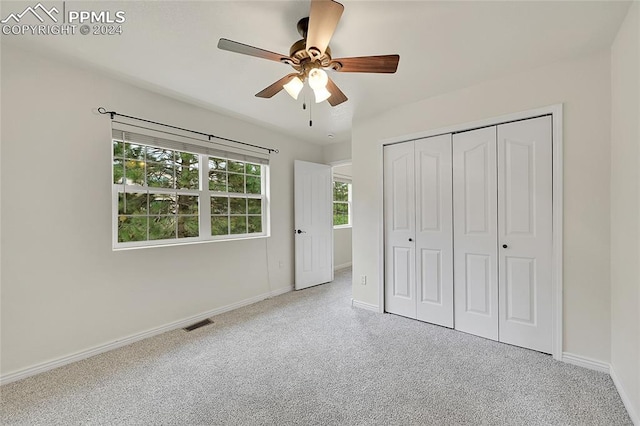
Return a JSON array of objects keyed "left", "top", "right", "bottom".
[
  {"left": 561, "top": 352, "right": 610, "bottom": 373},
  {"left": 552, "top": 353, "right": 639, "bottom": 424},
  {"left": 334, "top": 262, "right": 352, "bottom": 271},
  {"left": 268, "top": 286, "right": 293, "bottom": 297},
  {"left": 351, "top": 298, "right": 379, "bottom": 312},
  {"left": 0, "top": 285, "right": 293, "bottom": 386},
  {"left": 610, "top": 364, "right": 640, "bottom": 425}
]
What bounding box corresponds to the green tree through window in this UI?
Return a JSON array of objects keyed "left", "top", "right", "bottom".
[
  {"left": 333, "top": 181, "right": 351, "bottom": 226},
  {"left": 113, "top": 138, "right": 267, "bottom": 248}
]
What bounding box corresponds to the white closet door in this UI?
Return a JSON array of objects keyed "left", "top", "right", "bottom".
[
  {"left": 497, "top": 116, "right": 553, "bottom": 353},
  {"left": 415, "top": 135, "right": 454, "bottom": 327},
  {"left": 453, "top": 127, "right": 499, "bottom": 340},
  {"left": 384, "top": 142, "right": 416, "bottom": 318}
]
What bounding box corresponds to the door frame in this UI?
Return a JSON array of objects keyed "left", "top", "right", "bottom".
[{"left": 380, "top": 104, "right": 563, "bottom": 360}]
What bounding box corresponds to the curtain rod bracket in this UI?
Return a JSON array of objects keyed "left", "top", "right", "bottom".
[
  {"left": 98, "top": 107, "right": 115, "bottom": 119},
  {"left": 97, "top": 106, "right": 278, "bottom": 154}
]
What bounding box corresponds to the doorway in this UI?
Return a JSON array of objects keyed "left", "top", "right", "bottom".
[{"left": 332, "top": 162, "right": 353, "bottom": 271}]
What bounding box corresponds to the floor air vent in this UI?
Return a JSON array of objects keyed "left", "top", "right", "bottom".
[{"left": 183, "top": 318, "right": 213, "bottom": 332}]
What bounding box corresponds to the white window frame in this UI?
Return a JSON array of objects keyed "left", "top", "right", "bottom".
[
  {"left": 112, "top": 135, "right": 270, "bottom": 250},
  {"left": 333, "top": 180, "right": 352, "bottom": 229}
]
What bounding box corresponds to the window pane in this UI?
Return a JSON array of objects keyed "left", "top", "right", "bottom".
[
  {"left": 149, "top": 194, "right": 176, "bottom": 215},
  {"left": 333, "top": 182, "right": 349, "bottom": 202},
  {"left": 178, "top": 216, "right": 199, "bottom": 238},
  {"left": 211, "top": 197, "right": 229, "bottom": 214},
  {"left": 211, "top": 216, "right": 229, "bottom": 236},
  {"left": 246, "top": 176, "right": 261, "bottom": 194},
  {"left": 177, "top": 152, "right": 198, "bottom": 167},
  {"left": 245, "top": 163, "right": 261, "bottom": 176},
  {"left": 228, "top": 173, "right": 244, "bottom": 193},
  {"left": 149, "top": 216, "right": 176, "bottom": 240},
  {"left": 209, "top": 170, "right": 227, "bottom": 191},
  {"left": 209, "top": 157, "right": 227, "bottom": 171},
  {"left": 247, "top": 198, "right": 261, "bottom": 214},
  {"left": 334, "top": 213, "right": 349, "bottom": 226},
  {"left": 125, "top": 143, "right": 145, "bottom": 160},
  {"left": 334, "top": 202, "right": 349, "bottom": 226},
  {"left": 119, "top": 192, "right": 147, "bottom": 215},
  {"left": 113, "top": 140, "right": 124, "bottom": 158},
  {"left": 228, "top": 160, "right": 244, "bottom": 173},
  {"left": 230, "top": 216, "right": 247, "bottom": 234},
  {"left": 334, "top": 202, "right": 348, "bottom": 215},
  {"left": 178, "top": 195, "right": 199, "bottom": 215},
  {"left": 230, "top": 197, "right": 247, "bottom": 214},
  {"left": 146, "top": 146, "right": 173, "bottom": 163},
  {"left": 125, "top": 160, "right": 145, "bottom": 186},
  {"left": 177, "top": 166, "right": 199, "bottom": 190},
  {"left": 147, "top": 161, "right": 175, "bottom": 188},
  {"left": 113, "top": 159, "right": 124, "bottom": 184},
  {"left": 118, "top": 216, "right": 148, "bottom": 242},
  {"left": 248, "top": 216, "right": 262, "bottom": 233}
]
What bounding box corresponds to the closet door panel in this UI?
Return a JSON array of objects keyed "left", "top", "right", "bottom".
[
  {"left": 453, "top": 127, "right": 499, "bottom": 340},
  {"left": 497, "top": 116, "right": 552, "bottom": 353},
  {"left": 384, "top": 142, "right": 416, "bottom": 318},
  {"left": 415, "top": 135, "right": 454, "bottom": 327}
]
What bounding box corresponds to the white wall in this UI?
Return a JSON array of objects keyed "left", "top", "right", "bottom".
[
  {"left": 352, "top": 51, "right": 612, "bottom": 362},
  {"left": 323, "top": 141, "right": 351, "bottom": 165},
  {"left": 333, "top": 227, "right": 352, "bottom": 270},
  {"left": 0, "top": 46, "right": 322, "bottom": 377},
  {"left": 610, "top": 2, "right": 640, "bottom": 421}
]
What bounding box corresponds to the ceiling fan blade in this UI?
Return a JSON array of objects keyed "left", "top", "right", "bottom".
[
  {"left": 306, "top": 0, "right": 344, "bottom": 57},
  {"left": 329, "top": 55, "right": 400, "bottom": 73},
  {"left": 218, "top": 38, "right": 292, "bottom": 64},
  {"left": 326, "top": 77, "right": 348, "bottom": 107},
  {"left": 255, "top": 74, "right": 298, "bottom": 98}
]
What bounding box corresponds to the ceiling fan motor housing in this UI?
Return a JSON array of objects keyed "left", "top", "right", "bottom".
[{"left": 289, "top": 38, "right": 332, "bottom": 70}]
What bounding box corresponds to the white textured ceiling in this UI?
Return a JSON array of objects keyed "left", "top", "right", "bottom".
[{"left": 2, "top": 1, "right": 631, "bottom": 145}]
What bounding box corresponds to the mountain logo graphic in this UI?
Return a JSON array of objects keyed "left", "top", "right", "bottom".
[{"left": 1, "top": 3, "right": 59, "bottom": 24}]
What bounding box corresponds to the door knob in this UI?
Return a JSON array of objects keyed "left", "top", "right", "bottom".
[
  {"left": 296, "top": 229, "right": 306, "bottom": 234},
  {"left": 409, "top": 238, "right": 413, "bottom": 242},
  {"left": 502, "top": 244, "right": 508, "bottom": 248}
]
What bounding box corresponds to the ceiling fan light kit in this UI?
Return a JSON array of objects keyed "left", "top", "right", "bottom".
[
  {"left": 217, "top": 0, "right": 400, "bottom": 108},
  {"left": 283, "top": 76, "right": 304, "bottom": 100}
]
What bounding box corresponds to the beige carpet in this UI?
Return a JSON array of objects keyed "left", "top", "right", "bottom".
[{"left": 0, "top": 268, "right": 632, "bottom": 425}]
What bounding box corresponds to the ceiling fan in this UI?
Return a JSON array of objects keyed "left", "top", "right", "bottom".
[{"left": 217, "top": 0, "right": 399, "bottom": 107}]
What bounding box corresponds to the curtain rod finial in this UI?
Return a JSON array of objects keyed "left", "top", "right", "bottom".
[{"left": 97, "top": 107, "right": 115, "bottom": 119}]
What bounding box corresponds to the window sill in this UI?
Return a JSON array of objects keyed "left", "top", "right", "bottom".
[
  {"left": 113, "top": 233, "right": 269, "bottom": 251},
  {"left": 333, "top": 225, "right": 352, "bottom": 230}
]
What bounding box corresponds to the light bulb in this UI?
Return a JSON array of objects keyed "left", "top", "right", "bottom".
[
  {"left": 308, "top": 68, "right": 328, "bottom": 90},
  {"left": 283, "top": 76, "right": 304, "bottom": 100},
  {"left": 313, "top": 86, "right": 331, "bottom": 103}
]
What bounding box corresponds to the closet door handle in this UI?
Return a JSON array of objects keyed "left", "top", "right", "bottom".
[
  {"left": 409, "top": 238, "right": 413, "bottom": 242},
  {"left": 502, "top": 244, "right": 508, "bottom": 249}
]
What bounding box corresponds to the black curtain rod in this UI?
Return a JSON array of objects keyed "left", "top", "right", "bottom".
[{"left": 97, "top": 107, "right": 279, "bottom": 154}]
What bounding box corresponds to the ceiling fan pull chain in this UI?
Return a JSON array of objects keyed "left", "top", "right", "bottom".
[{"left": 309, "top": 99, "right": 313, "bottom": 127}]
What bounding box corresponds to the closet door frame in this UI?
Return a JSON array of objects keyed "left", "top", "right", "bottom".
[{"left": 380, "top": 104, "right": 564, "bottom": 361}]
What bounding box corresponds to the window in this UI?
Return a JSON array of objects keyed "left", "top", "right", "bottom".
[
  {"left": 112, "top": 129, "right": 269, "bottom": 249},
  {"left": 333, "top": 181, "right": 351, "bottom": 227},
  {"left": 209, "top": 157, "right": 264, "bottom": 236}
]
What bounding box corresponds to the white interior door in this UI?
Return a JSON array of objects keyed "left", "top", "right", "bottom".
[
  {"left": 415, "top": 135, "right": 454, "bottom": 327},
  {"left": 384, "top": 142, "right": 416, "bottom": 318},
  {"left": 453, "top": 127, "right": 499, "bottom": 340},
  {"left": 497, "top": 116, "right": 553, "bottom": 353},
  {"left": 294, "top": 160, "right": 333, "bottom": 290}
]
